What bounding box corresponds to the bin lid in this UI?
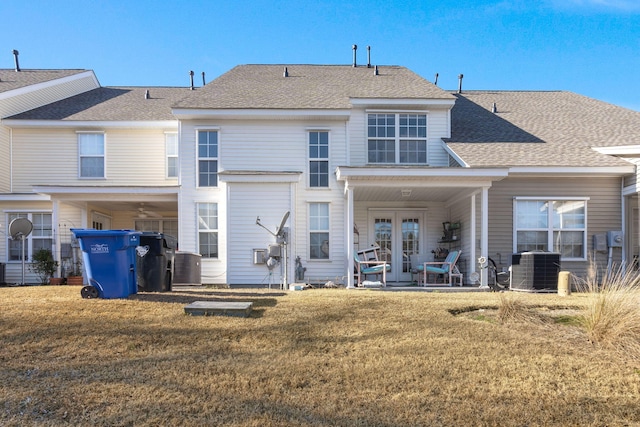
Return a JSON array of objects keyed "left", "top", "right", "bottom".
[{"left": 71, "top": 229, "right": 142, "bottom": 238}]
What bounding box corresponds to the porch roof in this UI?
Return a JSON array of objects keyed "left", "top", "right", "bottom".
[{"left": 336, "top": 166, "right": 508, "bottom": 203}]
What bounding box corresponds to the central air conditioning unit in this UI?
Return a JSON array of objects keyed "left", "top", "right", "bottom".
[{"left": 510, "top": 252, "right": 561, "bottom": 292}]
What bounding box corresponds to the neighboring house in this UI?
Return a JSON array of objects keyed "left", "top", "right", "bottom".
[{"left": 1, "top": 62, "right": 639, "bottom": 287}]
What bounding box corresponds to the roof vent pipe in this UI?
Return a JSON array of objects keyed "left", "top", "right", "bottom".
[
  {"left": 434, "top": 73, "right": 439, "bottom": 86},
  {"left": 352, "top": 44, "right": 357, "bottom": 67},
  {"left": 145, "top": 89, "right": 150, "bottom": 99},
  {"left": 492, "top": 102, "right": 497, "bottom": 113},
  {"left": 457, "top": 73, "right": 464, "bottom": 93},
  {"left": 283, "top": 66, "right": 289, "bottom": 77},
  {"left": 374, "top": 65, "right": 379, "bottom": 76},
  {"left": 202, "top": 71, "right": 206, "bottom": 86},
  {"left": 367, "top": 45, "right": 371, "bottom": 68},
  {"left": 189, "top": 70, "right": 194, "bottom": 90},
  {"left": 12, "top": 49, "right": 20, "bottom": 72}
]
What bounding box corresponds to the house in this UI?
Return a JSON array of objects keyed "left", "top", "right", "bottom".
[{"left": 1, "top": 59, "right": 639, "bottom": 287}]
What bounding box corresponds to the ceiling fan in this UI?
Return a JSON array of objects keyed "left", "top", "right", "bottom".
[{"left": 137, "top": 203, "right": 161, "bottom": 219}]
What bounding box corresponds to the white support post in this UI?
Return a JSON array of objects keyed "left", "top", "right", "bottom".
[
  {"left": 470, "top": 193, "right": 477, "bottom": 284},
  {"left": 480, "top": 187, "right": 490, "bottom": 289},
  {"left": 346, "top": 186, "right": 355, "bottom": 289}
]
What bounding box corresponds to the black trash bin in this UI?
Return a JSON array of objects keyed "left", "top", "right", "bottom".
[{"left": 136, "top": 232, "right": 177, "bottom": 292}]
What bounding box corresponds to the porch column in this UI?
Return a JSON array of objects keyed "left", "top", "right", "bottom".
[
  {"left": 470, "top": 193, "right": 477, "bottom": 284},
  {"left": 480, "top": 186, "right": 489, "bottom": 288},
  {"left": 52, "top": 199, "right": 61, "bottom": 277},
  {"left": 346, "top": 186, "right": 355, "bottom": 289}
]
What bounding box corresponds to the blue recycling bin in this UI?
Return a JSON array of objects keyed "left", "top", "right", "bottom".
[{"left": 71, "top": 229, "right": 142, "bottom": 299}]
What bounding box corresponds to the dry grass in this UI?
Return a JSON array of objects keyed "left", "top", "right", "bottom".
[
  {"left": 576, "top": 264, "right": 640, "bottom": 358},
  {"left": 1, "top": 286, "right": 640, "bottom": 426}
]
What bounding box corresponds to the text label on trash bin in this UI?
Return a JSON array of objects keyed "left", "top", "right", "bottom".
[{"left": 90, "top": 243, "right": 110, "bottom": 254}]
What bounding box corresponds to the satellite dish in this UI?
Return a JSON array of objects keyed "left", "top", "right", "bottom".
[
  {"left": 9, "top": 217, "right": 33, "bottom": 240},
  {"left": 275, "top": 211, "right": 290, "bottom": 238}
]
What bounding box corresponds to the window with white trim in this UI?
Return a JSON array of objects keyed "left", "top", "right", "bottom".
[
  {"left": 166, "top": 133, "right": 178, "bottom": 178},
  {"left": 309, "top": 203, "right": 329, "bottom": 259},
  {"left": 6, "top": 213, "right": 53, "bottom": 261},
  {"left": 367, "top": 113, "right": 427, "bottom": 164},
  {"left": 514, "top": 199, "right": 587, "bottom": 259},
  {"left": 78, "top": 132, "right": 105, "bottom": 178},
  {"left": 198, "top": 203, "right": 218, "bottom": 258},
  {"left": 198, "top": 130, "right": 218, "bottom": 187},
  {"left": 309, "top": 131, "right": 329, "bottom": 187}
]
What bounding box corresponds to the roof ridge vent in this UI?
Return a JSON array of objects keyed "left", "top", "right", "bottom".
[
  {"left": 283, "top": 66, "right": 289, "bottom": 77},
  {"left": 12, "top": 49, "right": 20, "bottom": 72}
]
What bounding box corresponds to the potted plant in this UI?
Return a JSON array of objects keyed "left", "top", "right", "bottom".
[
  {"left": 65, "top": 259, "right": 84, "bottom": 286},
  {"left": 30, "top": 248, "right": 59, "bottom": 285}
]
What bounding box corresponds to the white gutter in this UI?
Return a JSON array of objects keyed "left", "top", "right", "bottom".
[{"left": 2, "top": 120, "right": 178, "bottom": 129}]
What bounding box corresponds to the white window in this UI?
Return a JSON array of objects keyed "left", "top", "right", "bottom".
[
  {"left": 78, "top": 132, "right": 105, "bottom": 178},
  {"left": 166, "top": 133, "right": 178, "bottom": 178},
  {"left": 309, "top": 131, "right": 329, "bottom": 187},
  {"left": 198, "top": 203, "right": 218, "bottom": 258},
  {"left": 198, "top": 130, "right": 218, "bottom": 187},
  {"left": 309, "top": 203, "right": 329, "bottom": 259},
  {"left": 135, "top": 219, "right": 178, "bottom": 241},
  {"left": 367, "top": 113, "right": 427, "bottom": 164},
  {"left": 6, "top": 213, "right": 53, "bottom": 261},
  {"left": 514, "top": 198, "right": 587, "bottom": 259}
]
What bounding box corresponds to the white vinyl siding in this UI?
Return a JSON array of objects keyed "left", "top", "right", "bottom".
[
  {"left": 0, "top": 127, "right": 9, "bottom": 192},
  {"left": 10, "top": 128, "right": 177, "bottom": 191},
  {"left": 78, "top": 132, "right": 105, "bottom": 178}
]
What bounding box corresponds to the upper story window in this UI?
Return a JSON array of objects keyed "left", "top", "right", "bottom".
[
  {"left": 367, "top": 113, "right": 427, "bottom": 164},
  {"left": 198, "top": 130, "right": 218, "bottom": 187},
  {"left": 78, "top": 132, "right": 105, "bottom": 178},
  {"left": 166, "top": 132, "right": 178, "bottom": 178},
  {"left": 514, "top": 198, "right": 587, "bottom": 260},
  {"left": 309, "top": 131, "right": 329, "bottom": 187},
  {"left": 6, "top": 212, "right": 53, "bottom": 261}
]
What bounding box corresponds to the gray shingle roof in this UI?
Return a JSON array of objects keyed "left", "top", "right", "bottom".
[
  {"left": 173, "top": 64, "right": 455, "bottom": 110},
  {"left": 8, "top": 86, "right": 192, "bottom": 121},
  {"left": 0, "top": 69, "right": 89, "bottom": 94},
  {"left": 446, "top": 91, "right": 640, "bottom": 167}
]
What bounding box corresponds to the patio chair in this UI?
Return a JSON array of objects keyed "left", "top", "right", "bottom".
[
  {"left": 409, "top": 253, "right": 430, "bottom": 285},
  {"left": 423, "top": 250, "right": 463, "bottom": 287},
  {"left": 354, "top": 247, "right": 390, "bottom": 287}
]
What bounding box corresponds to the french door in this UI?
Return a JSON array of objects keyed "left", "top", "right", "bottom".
[{"left": 369, "top": 210, "right": 426, "bottom": 283}]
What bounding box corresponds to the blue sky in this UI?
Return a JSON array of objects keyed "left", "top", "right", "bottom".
[{"left": 2, "top": 0, "right": 639, "bottom": 111}]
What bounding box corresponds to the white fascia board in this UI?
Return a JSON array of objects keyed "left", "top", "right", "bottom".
[
  {"left": 2, "top": 120, "right": 178, "bottom": 129},
  {"left": 336, "top": 166, "right": 508, "bottom": 181},
  {"left": 508, "top": 166, "right": 634, "bottom": 176},
  {"left": 0, "top": 70, "right": 99, "bottom": 101},
  {"left": 593, "top": 145, "right": 640, "bottom": 156},
  {"left": 0, "top": 193, "right": 51, "bottom": 201},
  {"left": 350, "top": 98, "right": 456, "bottom": 107},
  {"left": 171, "top": 108, "right": 351, "bottom": 120},
  {"left": 32, "top": 185, "right": 179, "bottom": 195}
]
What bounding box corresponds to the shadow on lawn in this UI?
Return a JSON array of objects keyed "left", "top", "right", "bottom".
[{"left": 129, "top": 290, "right": 282, "bottom": 310}]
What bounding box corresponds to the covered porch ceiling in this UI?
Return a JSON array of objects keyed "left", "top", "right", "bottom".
[
  {"left": 336, "top": 167, "right": 509, "bottom": 203},
  {"left": 31, "top": 185, "right": 179, "bottom": 213}
]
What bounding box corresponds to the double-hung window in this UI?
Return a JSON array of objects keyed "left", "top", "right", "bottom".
[
  {"left": 166, "top": 132, "right": 178, "bottom": 178},
  {"left": 78, "top": 132, "right": 105, "bottom": 178},
  {"left": 514, "top": 198, "right": 587, "bottom": 259},
  {"left": 309, "top": 203, "right": 330, "bottom": 259},
  {"left": 198, "top": 203, "right": 218, "bottom": 258},
  {"left": 7, "top": 212, "right": 53, "bottom": 261},
  {"left": 309, "top": 131, "right": 329, "bottom": 187},
  {"left": 198, "top": 130, "right": 218, "bottom": 187},
  {"left": 367, "top": 113, "right": 427, "bottom": 164}
]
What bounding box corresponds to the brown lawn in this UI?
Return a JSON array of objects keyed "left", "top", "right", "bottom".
[{"left": 1, "top": 286, "right": 639, "bottom": 426}]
